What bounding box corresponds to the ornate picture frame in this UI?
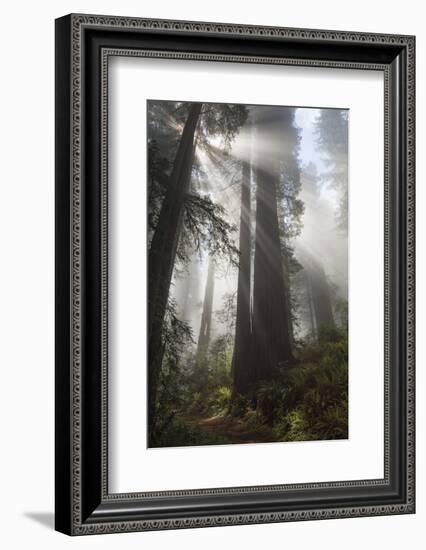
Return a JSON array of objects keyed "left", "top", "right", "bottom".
[{"left": 55, "top": 13, "right": 415, "bottom": 535}]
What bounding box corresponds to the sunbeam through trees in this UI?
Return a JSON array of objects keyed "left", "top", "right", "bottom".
[{"left": 147, "top": 100, "right": 349, "bottom": 447}]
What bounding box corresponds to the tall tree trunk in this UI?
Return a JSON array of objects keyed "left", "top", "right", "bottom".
[
  {"left": 232, "top": 159, "right": 253, "bottom": 395},
  {"left": 176, "top": 252, "right": 199, "bottom": 323},
  {"left": 307, "top": 256, "right": 335, "bottom": 331},
  {"left": 251, "top": 155, "right": 293, "bottom": 383},
  {"left": 305, "top": 268, "right": 316, "bottom": 337},
  {"left": 282, "top": 244, "right": 295, "bottom": 348},
  {"left": 196, "top": 258, "right": 215, "bottom": 361},
  {"left": 148, "top": 103, "right": 202, "bottom": 441}
]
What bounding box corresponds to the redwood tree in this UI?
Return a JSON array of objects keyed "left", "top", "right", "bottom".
[
  {"left": 250, "top": 107, "right": 296, "bottom": 383},
  {"left": 232, "top": 159, "right": 253, "bottom": 394},
  {"left": 196, "top": 258, "right": 215, "bottom": 361},
  {"left": 251, "top": 161, "right": 293, "bottom": 381},
  {"left": 148, "top": 103, "right": 202, "bottom": 434},
  {"left": 147, "top": 101, "right": 247, "bottom": 438},
  {"left": 306, "top": 255, "right": 335, "bottom": 330}
]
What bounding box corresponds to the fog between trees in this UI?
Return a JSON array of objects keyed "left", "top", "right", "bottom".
[{"left": 147, "top": 100, "right": 348, "bottom": 447}]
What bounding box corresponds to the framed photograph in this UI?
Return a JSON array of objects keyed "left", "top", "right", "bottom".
[{"left": 55, "top": 14, "right": 415, "bottom": 535}]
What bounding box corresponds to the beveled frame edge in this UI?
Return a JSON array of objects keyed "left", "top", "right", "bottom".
[{"left": 55, "top": 13, "right": 415, "bottom": 535}]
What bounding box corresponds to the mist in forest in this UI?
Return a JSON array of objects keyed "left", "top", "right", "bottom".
[{"left": 147, "top": 100, "right": 348, "bottom": 448}]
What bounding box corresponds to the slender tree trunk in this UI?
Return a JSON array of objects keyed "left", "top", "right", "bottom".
[
  {"left": 305, "top": 268, "right": 316, "bottom": 337},
  {"left": 232, "top": 159, "right": 253, "bottom": 395},
  {"left": 307, "top": 256, "right": 335, "bottom": 331},
  {"left": 251, "top": 155, "right": 293, "bottom": 383},
  {"left": 148, "top": 103, "right": 202, "bottom": 441},
  {"left": 177, "top": 252, "right": 199, "bottom": 323},
  {"left": 282, "top": 244, "right": 295, "bottom": 347},
  {"left": 196, "top": 258, "right": 215, "bottom": 361}
]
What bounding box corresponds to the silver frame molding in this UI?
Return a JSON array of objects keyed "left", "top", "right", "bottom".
[{"left": 55, "top": 13, "right": 415, "bottom": 535}]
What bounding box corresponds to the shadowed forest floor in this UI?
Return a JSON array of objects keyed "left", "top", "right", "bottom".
[
  {"left": 181, "top": 413, "right": 274, "bottom": 445},
  {"left": 151, "top": 328, "right": 349, "bottom": 448}
]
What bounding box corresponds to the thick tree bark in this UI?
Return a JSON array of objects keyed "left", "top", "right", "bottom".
[
  {"left": 251, "top": 155, "right": 293, "bottom": 383},
  {"left": 232, "top": 160, "right": 253, "bottom": 395},
  {"left": 148, "top": 103, "right": 202, "bottom": 440},
  {"left": 196, "top": 258, "right": 215, "bottom": 361},
  {"left": 236, "top": 107, "right": 295, "bottom": 387}
]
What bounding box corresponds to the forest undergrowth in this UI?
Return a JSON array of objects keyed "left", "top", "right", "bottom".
[{"left": 151, "top": 325, "right": 348, "bottom": 447}]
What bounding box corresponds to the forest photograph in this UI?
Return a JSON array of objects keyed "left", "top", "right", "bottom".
[{"left": 147, "top": 99, "right": 349, "bottom": 448}]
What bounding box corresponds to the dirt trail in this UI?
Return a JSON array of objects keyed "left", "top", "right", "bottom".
[{"left": 183, "top": 414, "right": 274, "bottom": 445}]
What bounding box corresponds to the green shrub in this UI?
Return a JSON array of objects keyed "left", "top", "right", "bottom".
[
  {"left": 187, "top": 391, "right": 205, "bottom": 414},
  {"left": 244, "top": 408, "right": 267, "bottom": 430},
  {"left": 152, "top": 416, "right": 231, "bottom": 448},
  {"left": 274, "top": 408, "right": 309, "bottom": 441},
  {"left": 229, "top": 393, "right": 250, "bottom": 417},
  {"left": 207, "top": 385, "right": 231, "bottom": 415},
  {"left": 255, "top": 330, "right": 348, "bottom": 442},
  {"left": 257, "top": 381, "right": 286, "bottom": 423}
]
